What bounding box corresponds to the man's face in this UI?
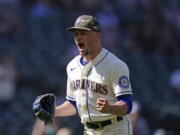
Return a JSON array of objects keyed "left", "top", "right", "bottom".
[{"left": 74, "top": 30, "right": 99, "bottom": 57}]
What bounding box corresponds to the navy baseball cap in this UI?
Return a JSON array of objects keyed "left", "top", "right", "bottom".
[{"left": 66, "top": 15, "right": 101, "bottom": 32}]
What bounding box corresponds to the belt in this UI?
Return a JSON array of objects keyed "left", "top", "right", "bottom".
[{"left": 85, "top": 116, "right": 123, "bottom": 129}]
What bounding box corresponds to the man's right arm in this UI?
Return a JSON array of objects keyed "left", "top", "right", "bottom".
[{"left": 55, "top": 101, "right": 77, "bottom": 117}]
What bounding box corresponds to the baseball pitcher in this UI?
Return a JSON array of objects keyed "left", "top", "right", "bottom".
[{"left": 33, "top": 15, "right": 133, "bottom": 135}]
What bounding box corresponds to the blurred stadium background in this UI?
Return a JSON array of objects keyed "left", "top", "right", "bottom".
[{"left": 0, "top": 0, "right": 180, "bottom": 135}]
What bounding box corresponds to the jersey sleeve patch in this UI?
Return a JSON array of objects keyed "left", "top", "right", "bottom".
[{"left": 118, "top": 76, "right": 129, "bottom": 89}]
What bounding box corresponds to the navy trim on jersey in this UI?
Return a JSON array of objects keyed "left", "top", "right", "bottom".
[
  {"left": 86, "top": 87, "right": 92, "bottom": 121},
  {"left": 83, "top": 51, "right": 109, "bottom": 122},
  {"left": 94, "top": 51, "right": 109, "bottom": 67},
  {"left": 67, "top": 100, "right": 77, "bottom": 110},
  {"left": 80, "top": 57, "right": 89, "bottom": 66},
  {"left": 87, "top": 51, "right": 109, "bottom": 76},
  {"left": 117, "top": 94, "right": 132, "bottom": 114},
  {"left": 66, "top": 96, "right": 75, "bottom": 101},
  {"left": 127, "top": 119, "right": 130, "bottom": 135}
]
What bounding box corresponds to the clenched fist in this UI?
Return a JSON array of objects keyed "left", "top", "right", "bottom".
[{"left": 96, "top": 98, "right": 111, "bottom": 113}]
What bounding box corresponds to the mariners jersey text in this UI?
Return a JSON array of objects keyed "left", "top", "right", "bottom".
[{"left": 70, "top": 79, "right": 108, "bottom": 95}]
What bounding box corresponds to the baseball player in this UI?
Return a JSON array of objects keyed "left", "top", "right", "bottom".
[{"left": 55, "top": 15, "right": 133, "bottom": 135}]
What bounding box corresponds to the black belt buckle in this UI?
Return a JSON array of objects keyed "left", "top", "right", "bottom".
[{"left": 116, "top": 116, "right": 123, "bottom": 121}]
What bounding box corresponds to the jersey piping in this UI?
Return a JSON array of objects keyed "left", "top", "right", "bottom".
[{"left": 84, "top": 49, "right": 110, "bottom": 122}]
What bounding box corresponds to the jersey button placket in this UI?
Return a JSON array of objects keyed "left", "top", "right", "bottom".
[{"left": 81, "top": 62, "right": 93, "bottom": 122}]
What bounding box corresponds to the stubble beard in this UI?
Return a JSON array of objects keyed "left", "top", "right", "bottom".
[{"left": 80, "top": 49, "right": 89, "bottom": 57}]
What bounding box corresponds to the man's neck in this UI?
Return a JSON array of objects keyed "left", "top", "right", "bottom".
[{"left": 84, "top": 47, "right": 102, "bottom": 62}]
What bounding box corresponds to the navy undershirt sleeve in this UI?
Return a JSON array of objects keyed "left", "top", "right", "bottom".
[
  {"left": 67, "top": 95, "right": 132, "bottom": 114},
  {"left": 117, "top": 94, "right": 132, "bottom": 114},
  {"left": 67, "top": 100, "right": 77, "bottom": 110}
]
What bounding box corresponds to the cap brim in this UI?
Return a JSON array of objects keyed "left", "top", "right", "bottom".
[{"left": 65, "top": 27, "right": 91, "bottom": 32}]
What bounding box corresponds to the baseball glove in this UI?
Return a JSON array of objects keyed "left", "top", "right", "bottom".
[{"left": 32, "top": 93, "right": 56, "bottom": 124}]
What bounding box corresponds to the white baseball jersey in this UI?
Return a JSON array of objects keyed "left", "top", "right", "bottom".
[{"left": 66, "top": 48, "right": 132, "bottom": 124}]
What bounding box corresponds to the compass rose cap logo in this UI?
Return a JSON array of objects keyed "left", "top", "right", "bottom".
[{"left": 66, "top": 15, "right": 101, "bottom": 32}]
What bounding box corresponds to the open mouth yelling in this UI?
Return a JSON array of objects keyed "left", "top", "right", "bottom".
[{"left": 78, "top": 43, "right": 85, "bottom": 51}]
